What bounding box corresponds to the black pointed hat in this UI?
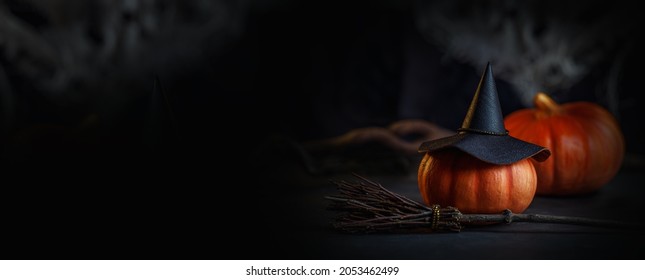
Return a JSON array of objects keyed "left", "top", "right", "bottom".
[{"left": 418, "top": 62, "right": 550, "bottom": 165}]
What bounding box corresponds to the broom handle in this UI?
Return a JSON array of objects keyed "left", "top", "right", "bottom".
[{"left": 461, "top": 209, "right": 644, "bottom": 230}]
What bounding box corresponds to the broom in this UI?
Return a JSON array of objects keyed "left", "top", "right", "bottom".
[{"left": 325, "top": 173, "right": 644, "bottom": 233}]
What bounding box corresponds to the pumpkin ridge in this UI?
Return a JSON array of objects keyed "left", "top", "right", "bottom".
[
  {"left": 564, "top": 115, "right": 587, "bottom": 193},
  {"left": 579, "top": 112, "right": 621, "bottom": 189},
  {"left": 439, "top": 151, "right": 456, "bottom": 205},
  {"left": 577, "top": 116, "right": 593, "bottom": 193},
  {"left": 448, "top": 151, "right": 462, "bottom": 207},
  {"left": 472, "top": 166, "right": 482, "bottom": 212},
  {"left": 418, "top": 153, "right": 431, "bottom": 193},
  {"left": 547, "top": 118, "right": 559, "bottom": 194},
  {"left": 506, "top": 163, "right": 514, "bottom": 210}
]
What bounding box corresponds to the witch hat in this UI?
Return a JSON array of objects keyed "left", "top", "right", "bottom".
[{"left": 418, "top": 62, "right": 550, "bottom": 165}]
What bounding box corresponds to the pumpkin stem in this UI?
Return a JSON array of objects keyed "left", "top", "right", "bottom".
[{"left": 534, "top": 92, "right": 561, "bottom": 114}]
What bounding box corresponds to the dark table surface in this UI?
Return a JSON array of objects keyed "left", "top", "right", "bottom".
[
  {"left": 5, "top": 146, "right": 641, "bottom": 260},
  {"left": 242, "top": 150, "right": 645, "bottom": 260}
]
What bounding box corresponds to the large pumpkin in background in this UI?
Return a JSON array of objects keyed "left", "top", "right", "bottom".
[
  {"left": 504, "top": 92, "right": 625, "bottom": 196},
  {"left": 418, "top": 149, "right": 537, "bottom": 214}
]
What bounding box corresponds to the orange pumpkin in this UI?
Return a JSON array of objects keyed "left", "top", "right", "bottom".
[
  {"left": 504, "top": 92, "right": 625, "bottom": 196},
  {"left": 418, "top": 149, "right": 537, "bottom": 214}
]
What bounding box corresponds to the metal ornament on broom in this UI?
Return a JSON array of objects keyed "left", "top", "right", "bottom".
[{"left": 325, "top": 173, "right": 644, "bottom": 233}]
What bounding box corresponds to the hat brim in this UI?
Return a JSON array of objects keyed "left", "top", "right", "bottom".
[{"left": 418, "top": 133, "right": 550, "bottom": 165}]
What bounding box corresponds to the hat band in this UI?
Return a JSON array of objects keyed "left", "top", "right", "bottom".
[{"left": 458, "top": 127, "right": 509, "bottom": 136}]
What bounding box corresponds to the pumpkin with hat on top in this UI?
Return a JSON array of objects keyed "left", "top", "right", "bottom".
[{"left": 418, "top": 62, "right": 551, "bottom": 214}]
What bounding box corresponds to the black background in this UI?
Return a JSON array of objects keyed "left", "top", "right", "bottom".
[{"left": 1, "top": 0, "right": 644, "bottom": 259}]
